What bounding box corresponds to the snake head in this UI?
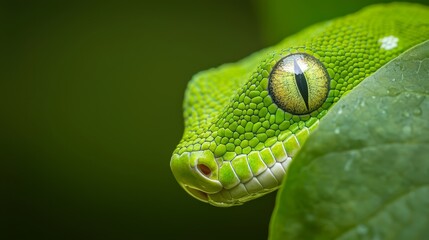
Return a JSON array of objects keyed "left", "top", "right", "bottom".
[{"left": 170, "top": 51, "right": 326, "bottom": 207}]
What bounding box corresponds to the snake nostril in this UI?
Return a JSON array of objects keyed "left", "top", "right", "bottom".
[{"left": 197, "top": 163, "right": 211, "bottom": 177}]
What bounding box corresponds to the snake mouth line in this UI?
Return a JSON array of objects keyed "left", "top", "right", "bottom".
[
  {"left": 184, "top": 186, "right": 209, "bottom": 202},
  {"left": 205, "top": 156, "right": 292, "bottom": 207},
  {"left": 180, "top": 156, "right": 292, "bottom": 206}
]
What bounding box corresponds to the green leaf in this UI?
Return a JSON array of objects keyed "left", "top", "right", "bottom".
[{"left": 269, "top": 40, "right": 429, "bottom": 240}]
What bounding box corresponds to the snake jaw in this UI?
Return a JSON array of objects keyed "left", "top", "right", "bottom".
[{"left": 171, "top": 123, "right": 318, "bottom": 206}]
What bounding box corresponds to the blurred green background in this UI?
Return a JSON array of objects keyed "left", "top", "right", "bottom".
[{"left": 3, "top": 0, "right": 427, "bottom": 239}]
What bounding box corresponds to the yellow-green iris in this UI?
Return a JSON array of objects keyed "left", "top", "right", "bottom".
[{"left": 268, "top": 53, "right": 330, "bottom": 115}]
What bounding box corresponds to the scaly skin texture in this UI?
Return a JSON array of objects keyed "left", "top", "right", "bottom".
[{"left": 170, "top": 3, "right": 429, "bottom": 207}]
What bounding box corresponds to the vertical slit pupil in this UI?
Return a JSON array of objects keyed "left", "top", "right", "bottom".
[
  {"left": 293, "top": 59, "right": 310, "bottom": 110},
  {"left": 197, "top": 164, "right": 211, "bottom": 176}
]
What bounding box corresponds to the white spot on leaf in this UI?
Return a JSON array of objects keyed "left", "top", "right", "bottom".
[{"left": 378, "top": 36, "right": 398, "bottom": 50}]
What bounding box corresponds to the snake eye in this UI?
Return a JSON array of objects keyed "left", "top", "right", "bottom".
[{"left": 268, "top": 53, "right": 330, "bottom": 115}]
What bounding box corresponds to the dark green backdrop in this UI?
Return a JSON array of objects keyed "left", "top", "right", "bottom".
[{"left": 3, "top": 0, "right": 427, "bottom": 239}]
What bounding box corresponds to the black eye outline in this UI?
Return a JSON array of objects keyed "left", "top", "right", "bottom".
[{"left": 268, "top": 53, "right": 331, "bottom": 115}]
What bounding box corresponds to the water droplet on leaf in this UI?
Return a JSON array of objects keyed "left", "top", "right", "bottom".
[
  {"left": 413, "top": 107, "right": 422, "bottom": 116},
  {"left": 402, "top": 125, "right": 411, "bottom": 135},
  {"left": 387, "top": 87, "right": 400, "bottom": 96}
]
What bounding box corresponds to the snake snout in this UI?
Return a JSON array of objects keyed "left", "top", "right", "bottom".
[{"left": 170, "top": 150, "right": 222, "bottom": 202}]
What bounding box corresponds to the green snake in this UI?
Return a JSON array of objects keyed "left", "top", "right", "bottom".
[{"left": 170, "top": 3, "right": 429, "bottom": 207}]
